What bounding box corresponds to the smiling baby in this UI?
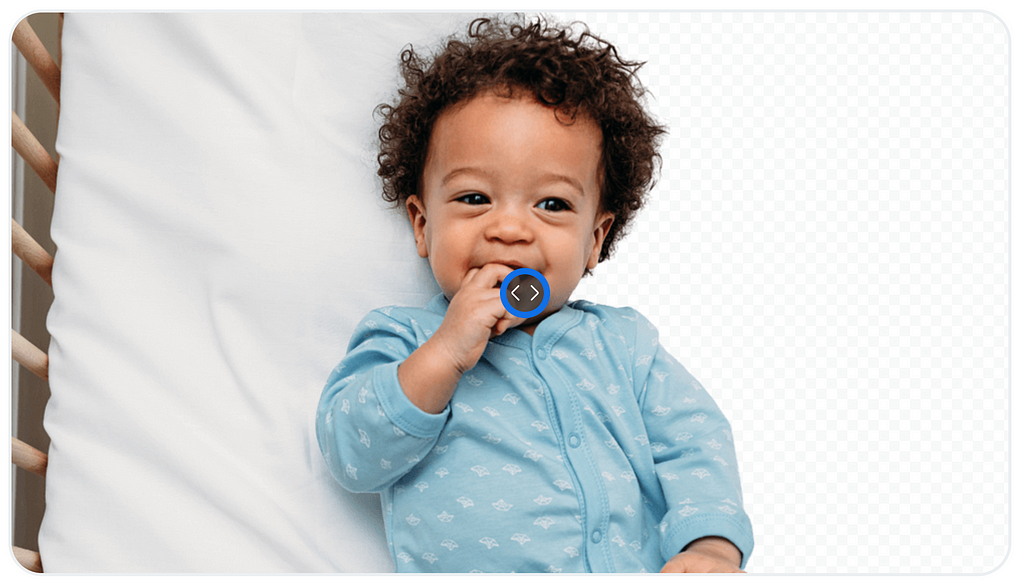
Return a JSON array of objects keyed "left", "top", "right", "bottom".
[{"left": 316, "top": 16, "right": 753, "bottom": 573}]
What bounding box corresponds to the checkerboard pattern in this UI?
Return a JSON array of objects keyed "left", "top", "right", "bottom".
[{"left": 555, "top": 11, "right": 1010, "bottom": 573}]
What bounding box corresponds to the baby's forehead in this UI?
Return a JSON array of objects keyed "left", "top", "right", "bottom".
[{"left": 431, "top": 91, "right": 605, "bottom": 160}]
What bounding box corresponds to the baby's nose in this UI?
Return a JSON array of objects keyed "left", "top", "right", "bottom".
[{"left": 486, "top": 208, "right": 533, "bottom": 243}]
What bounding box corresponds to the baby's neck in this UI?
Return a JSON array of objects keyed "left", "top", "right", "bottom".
[
  {"left": 517, "top": 309, "right": 558, "bottom": 337},
  {"left": 514, "top": 300, "right": 568, "bottom": 336}
]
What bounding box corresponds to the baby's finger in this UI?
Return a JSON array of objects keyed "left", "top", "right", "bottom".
[
  {"left": 491, "top": 320, "right": 509, "bottom": 337},
  {"left": 492, "top": 311, "right": 526, "bottom": 337},
  {"left": 469, "top": 262, "right": 516, "bottom": 290},
  {"left": 491, "top": 318, "right": 514, "bottom": 337},
  {"left": 459, "top": 267, "right": 482, "bottom": 289}
]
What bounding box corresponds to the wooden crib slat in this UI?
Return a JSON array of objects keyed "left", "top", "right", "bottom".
[
  {"left": 12, "top": 437, "right": 48, "bottom": 478},
  {"left": 11, "top": 329, "right": 49, "bottom": 381},
  {"left": 11, "top": 15, "right": 57, "bottom": 575},
  {"left": 11, "top": 218, "right": 53, "bottom": 286},
  {"left": 10, "top": 218, "right": 54, "bottom": 285},
  {"left": 12, "top": 19, "right": 61, "bottom": 104},
  {"left": 13, "top": 545, "right": 43, "bottom": 573},
  {"left": 11, "top": 111, "right": 58, "bottom": 194}
]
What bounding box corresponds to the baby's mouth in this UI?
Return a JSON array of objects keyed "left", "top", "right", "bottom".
[{"left": 477, "top": 260, "right": 528, "bottom": 270}]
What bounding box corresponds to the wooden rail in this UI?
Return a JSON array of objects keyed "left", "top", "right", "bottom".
[
  {"left": 11, "top": 218, "right": 54, "bottom": 286},
  {"left": 11, "top": 15, "right": 61, "bottom": 572},
  {"left": 11, "top": 329, "right": 49, "bottom": 381},
  {"left": 13, "top": 546, "right": 43, "bottom": 572},
  {"left": 12, "top": 19, "right": 60, "bottom": 104},
  {"left": 12, "top": 437, "right": 48, "bottom": 477},
  {"left": 11, "top": 110, "right": 58, "bottom": 194}
]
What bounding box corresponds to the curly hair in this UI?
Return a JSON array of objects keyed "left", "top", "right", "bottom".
[{"left": 375, "top": 15, "right": 666, "bottom": 269}]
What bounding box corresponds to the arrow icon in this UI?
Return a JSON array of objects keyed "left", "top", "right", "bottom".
[{"left": 501, "top": 269, "right": 550, "bottom": 317}]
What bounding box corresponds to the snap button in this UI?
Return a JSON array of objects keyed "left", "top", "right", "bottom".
[
  {"left": 568, "top": 434, "right": 580, "bottom": 448},
  {"left": 591, "top": 530, "right": 602, "bottom": 543},
  {"left": 537, "top": 349, "right": 547, "bottom": 360}
]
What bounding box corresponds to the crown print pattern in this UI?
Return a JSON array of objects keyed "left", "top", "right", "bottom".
[{"left": 316, "top": 294, "right": 753, "bottom": 573}]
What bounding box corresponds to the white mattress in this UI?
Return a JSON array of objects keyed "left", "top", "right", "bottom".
[{"left": 39, "top": 13, "right": 484, "bottom": 571}]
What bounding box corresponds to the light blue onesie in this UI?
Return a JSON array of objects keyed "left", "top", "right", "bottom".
[{"left": 316, "top": 293, "right": 754, "bottom": 573}]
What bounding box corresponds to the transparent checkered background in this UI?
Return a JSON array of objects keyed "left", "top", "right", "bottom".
[{"left": 553, "top": 11, "right": 1010, "bottom": 574}]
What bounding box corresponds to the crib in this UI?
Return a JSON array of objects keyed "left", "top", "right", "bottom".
[
  {"left": 11, "top": 14, "right": 60, "bottom": 573},
  {"left": 9, "top": 10, "right": 1012, "bottom": 575}
]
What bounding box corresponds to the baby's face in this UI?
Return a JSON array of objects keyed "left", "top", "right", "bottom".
[{"left": 407, "top": 90, "right": 614, "bottom": 329}]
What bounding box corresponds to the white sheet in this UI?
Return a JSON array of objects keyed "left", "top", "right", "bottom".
[{"left": 39, "top": 13, "right": 483, "bottom": 571}]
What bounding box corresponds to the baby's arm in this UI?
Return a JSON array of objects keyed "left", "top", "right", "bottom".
[
  {"left": 316, "top": 311, "right": 449, "bottom": 493},
  {"left": 398, "top": 263, "right": 522, "bottom": 413},
  {"left": 624, "top": 310, "right": 755, "bottom": 572},
  {"left": 317, "top": 264, "right": 523, "bottom": 493}
]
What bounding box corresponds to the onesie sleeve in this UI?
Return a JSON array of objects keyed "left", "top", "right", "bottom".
[
  {"left": 315, "top": 309, "right": 450, "bottom": 494},
  {"left": 626, "top": 310, "right": 755, "bottom": 569}
]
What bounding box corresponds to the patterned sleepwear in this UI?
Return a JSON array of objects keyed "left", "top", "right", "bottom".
[{"left": 316, "top": 293, "right": 754, "bottom": 573}]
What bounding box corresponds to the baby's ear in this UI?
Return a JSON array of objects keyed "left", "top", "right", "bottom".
[
  {"left": 406, "top": 195, "right": 429, "bottom": 259},
  {"left": 587, "top": 211, "right": 615, "bottom": 270}
]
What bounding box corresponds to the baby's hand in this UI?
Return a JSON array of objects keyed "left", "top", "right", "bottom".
[
  {"left": 433, "top": 263, "right": 524, "bottom": 375},
  {"left": 660, "top": 537, "right": 745, "bottom": 573}
]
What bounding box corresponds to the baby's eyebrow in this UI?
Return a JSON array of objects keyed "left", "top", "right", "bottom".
[
  {"left": 441, "top": 167, "right": 491, "bottom": 186},
  {"left": 442, "top": 167, "right": 585, "bottom": 198},
  {"left": 536, "top": 173, "right": 585, "bottom": 198}
]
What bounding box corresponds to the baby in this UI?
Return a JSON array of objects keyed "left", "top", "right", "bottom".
[{"left": 316, "top": 16, "right": 753, "bottom": 573}]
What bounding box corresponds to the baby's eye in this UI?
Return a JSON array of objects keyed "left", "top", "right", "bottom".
[
  {"left": 456, "top": 193, "right": 490, "bottom": 205},
  {"left": 536, "top": 198, "right": 570, "bottom": 212}
]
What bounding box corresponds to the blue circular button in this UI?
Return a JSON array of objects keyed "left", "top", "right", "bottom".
[
  {"left": 591, "top": 530, "right": 603, "bottom": 543},
  {"left": 500, "top": 268, "right": 550, "bottom": 319}
]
